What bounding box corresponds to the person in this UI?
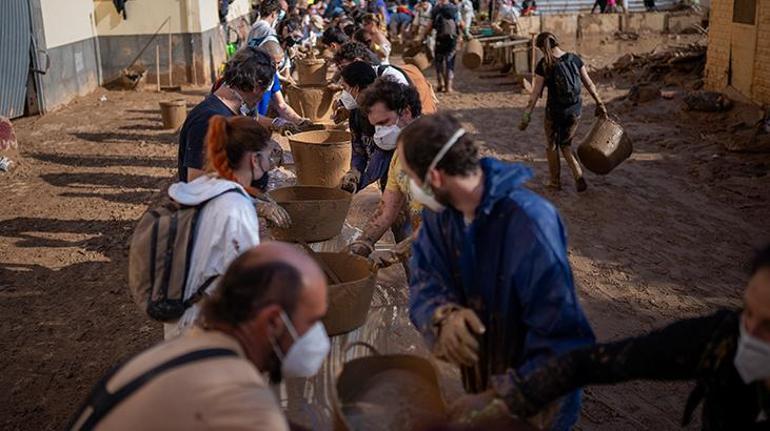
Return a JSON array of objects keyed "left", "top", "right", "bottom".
[
  {"left": 257, "top": 40, "right": 311, "bottom": 128},
  {"left": 361, "top": 13, "right": 393, "bottom": 63},
  {"left": 68, "top": 243, "right": 330, "bottom": 431},
  {"left": 644, "top": 0, "right": 656, "bottom": 11},
  {"left": 390, "top": 0, "right": 414, "bottom": 42},
  {"left": 460, "top": 0, "right": 475, "bottom": 38},
  {"left": 458, "top": 244, "right": 770, "bottom": 430},
  {"left": 343, "top": 79, "right": 423, "bottom": 268},
  {"left": 520, "top": 0, "right": 536, "bottom": 15},
  {"left": 334, "top": 41, "right": 409, "bottom": 85},
  {"left": 398, "top": 113, "right": 595, "bottom": 431},
  {"left": 166, "top": 115, "right": 290, "bottom": 339},
  {"left": 415, "top": 0, "right": 434, "bottom": 56},
  {"left": 590, "top": 0, "right": 607, "bottom": 13},
  {"left": 519, "top": 32, "right": 606, "bottom": 193},
  {"left": 178, "top": 47, "right": 275, "bottom": 183},
  {"left": 338, "top": 61, "right": 378, "bottom": 191},
  {"left": 248, "top": 0, "right": 283, "bottom": 47},
  {"left": 423, "top": 0, "right": 461, "bottom": 92},
  {"left": 321, "top": 26, "right": 351, "bottom": 54}
]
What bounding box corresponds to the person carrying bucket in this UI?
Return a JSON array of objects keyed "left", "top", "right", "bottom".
[
  {"left": 398, "top": 113, "right": 595, "bottom": 431},
  {"left": 519, "top": 32, "right": 607, "bottom": 193}
]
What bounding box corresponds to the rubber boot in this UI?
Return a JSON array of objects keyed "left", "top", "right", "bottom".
[
  {"left": 561, "top": 146, "right": 587, "bottom": 192},
  {"left": 546, "top": 147, "right": 561, "bottom": 190}
]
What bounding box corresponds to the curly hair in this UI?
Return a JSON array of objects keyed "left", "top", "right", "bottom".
[
  {"left": 340, "top": 61, "right": 377, "bottom": 89},
  {"left": 334, "top": 41, "right": 380, "bottom": 65},
  {"left": 399, "top": 113, "right": 479, "bottom": 179},
  {"left": 259, "top": 0, "right": 282, "bottom": 19},
  {"left": 358, "top": 77, "right": 422, "bottom": 119},
  {"left": 223, "top": 46, "right": 276, "bottom": 93}
]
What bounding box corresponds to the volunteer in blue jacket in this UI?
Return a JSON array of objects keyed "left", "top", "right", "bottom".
[{"left": 397, "top": 113, "right": 595, "bottom": 431}]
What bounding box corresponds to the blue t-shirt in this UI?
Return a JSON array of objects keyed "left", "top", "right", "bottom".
[
  {"left": 177, "top": 94, "right": 233, "bottom": 182},
  {"left": 257, "top": 73, "right": 282, "bottom": 116}
]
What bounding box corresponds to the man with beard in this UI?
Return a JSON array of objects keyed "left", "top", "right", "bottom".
[
  {"left": 69, "top": 242, "right": 330, "bottom": 431},
  {"left": 397, "top": 113, "right": 595, "bottom": 431}
]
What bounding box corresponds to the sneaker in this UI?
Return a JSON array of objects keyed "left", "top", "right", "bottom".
[{"left": 576, "top": 177, "right": 588, "bottom": 193}]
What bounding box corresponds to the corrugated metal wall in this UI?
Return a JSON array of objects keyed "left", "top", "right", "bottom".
[
  {"left": 0, "top": 0, "right": 32, "bottom": 119},
  {"left": 536, "top": 0, "right": 678, "bottom": 14}
]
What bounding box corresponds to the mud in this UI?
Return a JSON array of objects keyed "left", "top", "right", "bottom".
[
  {"left": 268, "top": 186, "right": 352, "bottom": 242},
  {"left": 1, "top": 35, "right": 769, "bottom": 431},
  {"left": 287, "top": 130, "right": 352, "bottom": 187},
  {"left": 284, "top": 84, "right": 340, "bottom": 122}
]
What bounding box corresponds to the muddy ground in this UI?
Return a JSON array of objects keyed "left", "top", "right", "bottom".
[{"left": 2, "top": 35, "right": 769, "bottom": 430}]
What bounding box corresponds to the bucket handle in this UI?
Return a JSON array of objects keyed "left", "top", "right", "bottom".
[{"left": 343, "top": 341, "right": 382, "bottom": 357}]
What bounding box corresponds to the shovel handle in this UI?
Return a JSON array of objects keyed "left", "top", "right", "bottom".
[{"left": 343, "top": 341, "right": 381, "bottom": 357}]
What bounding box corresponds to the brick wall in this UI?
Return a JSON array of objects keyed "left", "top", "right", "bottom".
[
  {"left": 705, "top": 0, "right": 732, "bottom": 92},
  {"left": 753, "top": 1, "right": 770, "bottom": 104}
]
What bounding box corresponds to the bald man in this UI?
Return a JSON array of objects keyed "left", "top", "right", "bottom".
[
  {"left": 69, "top": 243, "right": 329, "bottom": 431},
  {"left": 453, "top": 244, "right": 770, "bottom": 430}
]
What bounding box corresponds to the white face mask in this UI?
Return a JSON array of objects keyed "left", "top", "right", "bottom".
[
  {"left": 408, "top": 128, "right": 466, "bottom": 213},
  {"left": 340, "top": 90, "right": 358, "bottom": 110},
  {"left": 373, "top": 123, "right": 401, "bottom": 151},
  {"left": 733, "top": 322, "right": 770, "bottom": 384},
  {"left": 270, "top": 311, "right": 330, "bottom": 378}
]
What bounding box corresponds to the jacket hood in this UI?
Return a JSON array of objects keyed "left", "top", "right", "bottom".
[
  {"left": 478, "top": 157, "right": 533, "bottom": 214},
  {"left": 168, "top": 175, "right": 246, "bottom": 206}
]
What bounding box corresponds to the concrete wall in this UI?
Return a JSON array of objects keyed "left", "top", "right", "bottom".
[
  {"left": 621, "top": 12, "right": 667, "bottom": 32},
  {"left": 578, "top": 13, "right": 621, "bottom": 37},
  {"left": 667, "top": 12, "right": 704, "bottom": 33},
  {"left": 517, "top": 15, "right": 541, "bottom": 35},
  {"left": 752, "top": 1, "right": 770, "bottom": 103},
  {"left": 541, "top": 14, "right": 579, "bottom": 40}
]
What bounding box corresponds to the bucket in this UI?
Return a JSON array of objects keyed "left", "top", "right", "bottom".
[
  {"left": 577, "top": 117, "right": 633, "bottom": 175},
  {"left": 287, "top": 130, "right": 352, "bottom": 186},
  {"left": 284, "top": 84, "right": 340, "bottom": 122},
  {"left": 267, "top": 186, "right": 352, "bottom": 242},
  {"left": 462, "top": 38, "right": 484, "bottom": 69},
  {"left": 404, "top": 52, "right": 431, "bottom": 71},
  {"left": 312, "top": 253, "right": 376, "bottom": 336},
  {"left": 158, "top": 99, "right": 187, "bottom": 130},
  {"left": 333, "top": 343, "right": 447, "bottom": 431},
  {"left": 296, "top": 58, "right": 329, "bottom": 85}
]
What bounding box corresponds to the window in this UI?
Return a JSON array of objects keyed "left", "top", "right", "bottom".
[{"left": 733, "top": 0, "right": 756, "bottom": 25}]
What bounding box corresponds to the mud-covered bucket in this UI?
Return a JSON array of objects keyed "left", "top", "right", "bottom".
[
  {"left": 403, "top": 51, "right": 431, "bottom": 71},
  {"left": 462, "top": 38, "right": 484, "bottom": 69},
  {"left": 577, "top": 117, "right": 633, "bottom": 175},
  {"left": 285, "top": 84, "right": 340, "bottom": 122},
  {"left": 267, "top": 186, "right": 352, "bottom": 242},
  {"left": 310, "top": 253, "right": 377, "bottom": 336},
  {"left": 159, "top": 99, "right": 187, "bottom": 130},
  {"left": 296, "top": 58, "right": 329, "bottom": 85},
  {"left": 287, "top": 130, "right": 351, "bottom": 186},
  {"left": 334, "top": 343, "right": 447, "bottom": 431}
]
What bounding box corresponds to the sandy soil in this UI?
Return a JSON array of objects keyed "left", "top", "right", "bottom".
[{"left": 2, "top": 35, "right": 769, "bottom": 430}]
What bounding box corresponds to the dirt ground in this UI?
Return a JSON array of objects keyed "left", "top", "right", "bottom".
[{"left": 2, "top": 35, "right": 770, "bottom": 430}]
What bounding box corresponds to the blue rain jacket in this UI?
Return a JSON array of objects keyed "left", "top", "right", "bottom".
[{"left": 409, "top": 157, "right": 595, "bottom": 381}]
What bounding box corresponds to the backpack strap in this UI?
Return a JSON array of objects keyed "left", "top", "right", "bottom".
[
  {"left": 377, "top": 64, "right": 415, "bottom": 88},
  {"left": 70, "top": 348, "right": 238, "bottom": 431}
]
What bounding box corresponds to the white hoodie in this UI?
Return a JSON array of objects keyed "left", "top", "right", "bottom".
[{"left": 163, "top": 175, "right": 260, "bottom": 339}]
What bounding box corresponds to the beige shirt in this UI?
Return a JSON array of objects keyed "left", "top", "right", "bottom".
[{"left": 72, "top": 328, "right": 289, "bottom": 431}]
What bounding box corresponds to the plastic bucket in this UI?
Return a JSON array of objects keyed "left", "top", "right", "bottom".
[
  {"left": 404, "top": 52, "right": 431, "bottom": 71},
  {"left": 462, "top": 38, "right": 484, "bottom": 69},
  {"left": 577, "top": 117, "right": 633, "bottom": 175},
  {"left": 333, "top": 343, "right": 447, "bottom": 431},
  {"left": 287, "top": 130, "right": 351, "bottom": 187},
  {"left": 284, "top": 84, "right": 340, "bottom": 122},
  {"left": 158, "top": 99, "right": 187, "bottom": 130},
  {"left": 267, "top": 186, "right": 352, "bottom": 242},
  {"left": 312, "top": 253, "right": 377, "bottom": 336},
  {"left": 296, "top": 58, "right": 329, "bottom": 85}
]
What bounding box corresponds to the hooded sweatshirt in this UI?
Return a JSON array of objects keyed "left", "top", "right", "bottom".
[{"left": 163, "top": 175, "right": 260, "bottom": 339}]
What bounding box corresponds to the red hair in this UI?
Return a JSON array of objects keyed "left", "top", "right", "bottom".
[{"left": 205, "top": 115, "right": 271, "bottom": 194}]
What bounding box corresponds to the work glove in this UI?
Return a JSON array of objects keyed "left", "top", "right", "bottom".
[
  {"left": 339, "top": 168, "right": 361, "bottom": 194},
  {"left": 449, "top": 390, "right": 508, "bottom": 424},
  {"left": 369, "top": 249, "right": 400, "bottom": 269},
  {"left": 595, "top": 103, "right": 609, "bottom": 118},
  {"left": 432, "top": 305, "right": 486, "bottom": 367},
  {"left": 518, "top": 111, "right": 532, "bottom": 131},
  {"left": 345, "top": 238, "right": 374, "bottom": 258},
  {"left": 326, "top": 82, "right": 344, "bottom": 92},
  {"left": 271, "top": 117, "right": 301, "bottom": 135},
  {"left": 267, "top": 139, "right": 284, "bottom": 170},
  {"left": 256, "top": 200, "right": 292, "bottom": 229},
  {"left": 332, "top": 105, "right": 350, "bottom": 124},
  {"left": 296, "top": 118, "right": 315, "bottom": 131}
]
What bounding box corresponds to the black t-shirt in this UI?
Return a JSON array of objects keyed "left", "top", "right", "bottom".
[
  {"left": 177, "top": 94, "right": 233, "bottom": 182},
  {"left": 535, "top": 53, "right": 584, "bottom": 117}
]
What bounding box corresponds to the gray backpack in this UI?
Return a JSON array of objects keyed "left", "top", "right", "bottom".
[{"left": 128, "top": 188, "right": 244, "bottom": 322}]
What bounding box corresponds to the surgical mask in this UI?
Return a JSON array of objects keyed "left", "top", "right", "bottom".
[
  {"left": 273, "top": 10, "right": 286, "bottom": 28},
  {"left": 340, "top": 90, "right": 358, "bottom": 110},
  {"left": 230, "top": 85, "right": 257, "bottom": 117},
  {"left": 408, "top": 128, "right": 466, "bottom": 213},
  {"left": 270, "top": 311, "right": 330, "bottom": 378},
  {"left": 373, "top": 123, "right": 400, "bottom": 151},
  {"left": 251, "top": 155, "right": 270, "bottom": 191},
  {"left": 733, "top": 323, "right": 770, "bottom": 384}
]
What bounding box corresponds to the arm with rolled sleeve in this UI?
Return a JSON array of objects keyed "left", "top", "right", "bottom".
[
  {"left": 408, "top": 213, "right": 461, "bottom": 347},
  {"left": 511, "top": 209, "right": 595, "bottom": 377}
]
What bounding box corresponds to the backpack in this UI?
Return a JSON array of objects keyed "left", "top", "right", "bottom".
[
  {"left": 377, "top": 64, "right": 439, "bottom": 114},
  {"left": 434, "top": 6, "right": 458, "bottom": 42},
  {"left": 547, "top": 54, "right": 582, "bottom": 107},
  {"left": 128, "top": 188, "right": 245, "bottom": 322}
]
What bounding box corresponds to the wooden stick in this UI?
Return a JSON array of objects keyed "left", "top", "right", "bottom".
[
  {"left": 530, "top": 32, "right": 537, "bottom": 73},
  {"left": 168, "top": 20, "right": 173, "bottom": 86},
  {"left": 155, "top": 44, "right": 161, "bottom": 92}
]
